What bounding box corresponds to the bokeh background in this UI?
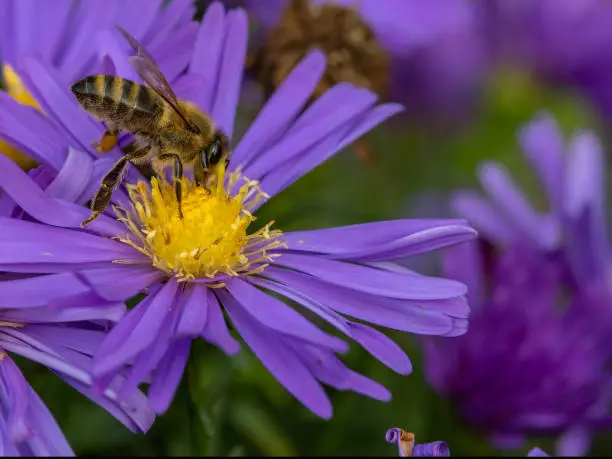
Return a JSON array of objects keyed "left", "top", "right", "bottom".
[{"left": 10, "top": 0, "right": 612, "bottom": 456}]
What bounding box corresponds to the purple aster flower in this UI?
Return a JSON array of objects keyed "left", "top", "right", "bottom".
[
  {"left": 385, "top": 428, "right": 450, "bottom": 457},
  {"left": 422, "top": 241, "right": 611, "bottom": 456},
  {"left": 0, "top": 2, "right": 475, "bottom": 419}
]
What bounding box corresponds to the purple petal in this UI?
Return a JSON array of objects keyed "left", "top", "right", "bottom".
[
  {"left": 16, "top": 325, "right": 155, "bottom": 433},
  {"left": 564, "top": 131, "right": 608, "bottom": 280},
  {"left": 413, "top": 441, "right": 450, "bottom": 457},
  {"left": 150, "top": 22, "right": 198, "bottom": 83},
  {"left": 442, "top": 240, "right": 484, "bottom": 309},
  {"left": 292, "top": 344, "right": 391, "bottom": 401},
  {"left": 276, "top": 253, "right": 466, "bottom": 300},
  {"left": 117, "top": 309, "right": 178, "bottom": 401},
  {"left": 201, "top": 288, "right": 241, "bottom": 355},
  {"left": 210, "top": 8, "right": 248, "bottom": 138},
  {"left": 189, "top": 1, "right": 226, "bottom": 112},
  {"left": 0, "top": 92, "right": 67, "bottom": 170},
  {"left": 262, "top": 267, "right": 464, "bottom": 334},
  {"left": 0, "top": 217, "right": 141, "bottom": 265},
  {"left": 0, "top": 357, "right": 29, "bottom": 442},
  {"left": 321, "top": 225, "right": 477, "bottom": 262},
  {"left": 0, "top": 357, "right": 72, "bottom": 455},
  {"left": 0, "top": 153, "right": 127, "bottom": 237},
  {"left": 479, "top": 162, "right": 559, "bottom": 249},
  {"left": 45, "top": 147, "right": 94, "bottom": 203},
  {"left": 556, "top": 426, "right": 590, "bottom": 457},
  {"left": 20, "top": 57, "right": 102, "bottom": 154},
  {"left": 58, "top": 2, "right": 118, "bottom": 79},
  {"left": 57, "top": 371, "right": 154, "bottom": 434},
  {"left": 282, "top": 219, "right": 472, "bottom": 253},
  {"left": 519, "top": 112, "right": 565, "bottom": 211},
  {"left": 173, "top": 73, "right": 207, "bottom": 102},
  {"left": 257, "top": 102, "right": 403, "bottom": 200},
  {"left": 230, "top": 49, "right": 327, "bottom": 169},
  {"left": 94, "top": 280, "right": 177, "bottom": 376},
  {"left": 218, "top": 290, "right": 333, "bottom": 419},
  {"left": 0, "top": 273, "right": 89, "bottom": 308},
  {"left": 176, "top": 285, "right": 208, "bottom": 338},
  {"left": 451, "top": 189, "right": 516, "bottom": 244},
  {"left": 114, "top": 0, "right": 163, "bottom": 40},
  {"left": 347, "top": 323, "right": 412, "bottom": 375},
  {"left": 79, "top": 265, "right": 164, "bottom": 302},
  {"left": 96, "top": 29, "right": 140, "bottom": 82},
  {"left": 22, "top": 385, "right": 74, "bottom": 456},
  {"left": 146, "top": 0, "right": 195, "bottom": 49},
  {"left": 225, "top": 278, "right": 348, "bottom": 352},
  {"left": 2, "top": 303, "right": 125, "bottom": 324},
  {"left": 335, "top": 102, "right": 404, "bottom": 152},
  {"left": 244, "top": 85, "right": 377, "bottom": 181},
  {"left": 149, "top": 338, "right": 191, "bottom": 414},
  {"left": 528, "top": 447, "right": 551, "bottom": 457}
]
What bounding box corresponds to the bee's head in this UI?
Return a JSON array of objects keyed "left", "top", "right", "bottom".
[{"left": 201, "top": 131, "right": 230, "bottom": 170}]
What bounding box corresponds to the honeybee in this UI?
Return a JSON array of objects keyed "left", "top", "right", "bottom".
[
  {"left": 247, "top": 0, "right": 389, "bottom": 164},
  {"left": 71, "top": 26, "right": 229, "bottom": 227}
]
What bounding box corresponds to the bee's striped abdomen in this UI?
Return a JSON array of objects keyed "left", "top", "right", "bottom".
[{"left": 71, "top": 74, "right": 159, "bottom": 126}]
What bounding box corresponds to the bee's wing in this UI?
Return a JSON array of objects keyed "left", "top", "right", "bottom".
[{"left": 115, "top": 25, "right": 197, "bottom": 131}]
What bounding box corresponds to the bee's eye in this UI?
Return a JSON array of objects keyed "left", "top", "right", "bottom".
[
  {"left": 200, "top": 147, "right": 209, "bottom": 169},
  {"left": 206, "top": 140, "right": 223, "bottom": 167}
]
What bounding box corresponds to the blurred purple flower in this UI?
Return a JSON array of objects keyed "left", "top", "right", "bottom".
[
  {"left": 0, "top": 0, "right": 197, "bottom": 83},
  {"left": 385, "top": 428, "right": 450, "bottom": 457},
  {"left": 452, "top": 112, "right": 609, "bottom": 287},
  {"left": 423, "top": 241, "right": 611, "bottom": 456},
  {"left": 0, "top": 2, "right": 476, "bottom": 419},
  {"left": 242, "top": 0, "right": 488, "bottom": 120},
  {"left": 485, "top": 0, "right": 612, "bottom": 119}
]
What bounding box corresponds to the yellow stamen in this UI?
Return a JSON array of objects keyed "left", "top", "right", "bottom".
[
  {"left": 114, "top": 164, "right": 285, "bottom": 282},
  {"left": 1, "top": 65, "right": 41, "bottom": 171}
]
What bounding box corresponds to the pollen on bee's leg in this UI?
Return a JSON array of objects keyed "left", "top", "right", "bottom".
[{"left": 94, "top": 132, "right": 118, "bottom": 152}]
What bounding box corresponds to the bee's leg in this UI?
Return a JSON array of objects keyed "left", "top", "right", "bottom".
[
  {"left": 158, "top": 153, "right": 184, "bottom": 219},
  {"left": 81, "top": 156, "right": 129, "bottom": 227},
  {"left": 81, "top": 146, "right": 150, "bottom": 227},
  {"left": 93, "top": 127, "right": 119, "bottom": 153},
  {"left": 123, "top": 141, "right": 156, "bottom": 181}
]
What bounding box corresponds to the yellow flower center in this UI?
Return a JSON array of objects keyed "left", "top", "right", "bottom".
[
  {"left": 114, "top": 164, "right": 285, "bottom": 283},
  {"left": 1, "top": 64, "right": 41, "bottom": 171}
]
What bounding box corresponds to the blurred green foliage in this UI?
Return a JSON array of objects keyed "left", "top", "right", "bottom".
[{"left": 21, "top": 64, "right": 612, "bottom": 456}]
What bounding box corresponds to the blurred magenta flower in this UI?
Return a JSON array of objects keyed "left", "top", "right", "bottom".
[
  {"left": 0, "top": 2, "right": 476, "bottom": 420},
  {"left": 385, "top": 428, "right": 450, "bottom": 456},
  {"left": 423, "top": 241, "right": 611, "bottom": 456}
]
